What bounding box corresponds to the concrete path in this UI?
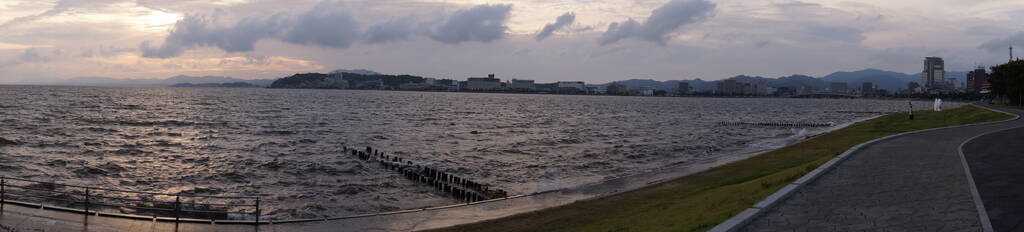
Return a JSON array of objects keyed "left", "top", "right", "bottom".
[
  {"left": 963, "top": 125, "right": 1024, "bottom": 232},
  {"left": 742, "top": 105, "right": 1023, "bottom": 232}
]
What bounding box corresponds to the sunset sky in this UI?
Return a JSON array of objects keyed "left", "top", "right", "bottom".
[{"left": 1, "top": 0, "right": 1023, "bottom": 83}]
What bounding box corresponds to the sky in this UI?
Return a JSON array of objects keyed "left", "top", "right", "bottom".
[{"left": 1, "top": 0, "right": 1023, "bottom": 84}]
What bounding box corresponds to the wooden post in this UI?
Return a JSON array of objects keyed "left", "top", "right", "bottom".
[
  {"left": 175, "top": 195, "right": 181, "bottom": 224},
  {"left": 255, "top": 197, "right": 261, "bottom": 226},
  {"left": 84, "top": 187, "right": 90, "bottom": 214},
  {"left": 1, "top": 177, "right": 5, "bottom": 215}
]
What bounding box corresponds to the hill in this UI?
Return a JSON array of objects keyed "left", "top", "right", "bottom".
[
  {"left": 50, "top": 75, "right": 275, "bottom": 87},
  {"left": 600, "top": 69, "right": 969, "bottom": 92}
]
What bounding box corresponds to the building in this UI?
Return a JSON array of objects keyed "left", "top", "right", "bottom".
[
  {"left": 556, "top": 81, "right": 586, "bottom": 91},
  {"left": 800, "top": 85, "right": 813, "bottom": 94},
  {"left": 678, "top": 82, "right": 691, "bottom": 95},
  {"left": 554, "top": 81, "right": 586, "bottom": 94},
  {"left": 906, "top": 82, "right": 921, "bottom": 93},
  {"left": 717, "top": 79, "right": 743, "bottom": 95},
  {"left": 830, "top": 82, "right": 849, "bottom": 93},
  {"left": 509, "top": 79, "right": 535, "bottom": 90},
  {"left": 465, "top": 74, "right": 502, "bottom": 90},
  {"left": 923, "top": 57, "right": 945, "bottom": 90},
  {"left": 399, "top": 82, "right": 432, "bottom": 90},
  {"left": 434, "top": 79, "right": 459, "bottom": 91},
  {"left": 754, "top": 80, "right": 769, "bottom": 95},
  {"left": 861, "top": 82, "right": 875, "bottom": 96},
  {"left": 535, "top": 83, "right": 557, "bottom": 92},
  {"left": 637, "top": 86, "right": 655, "bottom": 96},
  {"left": 606, "top": 82, "right": 629, "bottom": 95},
  {"left": 966, "top": 67, "right": 989, "bottom": 93},
  {"left": 946, "top": 78, "right": 961, "bottom": 91}
]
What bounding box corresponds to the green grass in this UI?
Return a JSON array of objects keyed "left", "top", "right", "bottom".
[{"left": 430, "top": 105, "right": 1013, "bottom": 232}]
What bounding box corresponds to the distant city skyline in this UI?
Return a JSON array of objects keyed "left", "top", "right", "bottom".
[{"left": 1, "top": 0, "right": 1023, "bottom": 83}]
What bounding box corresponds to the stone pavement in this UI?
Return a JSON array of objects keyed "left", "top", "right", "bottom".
[
  {"left": 742, "top": 105, "right": 1023, "bottom": 232},
  {"left": 963, "top": 126, "right": 1024, "bottom": 232}
]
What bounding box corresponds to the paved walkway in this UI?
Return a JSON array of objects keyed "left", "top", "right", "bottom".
[
  {"left": 742, "top": 105, "right": 1023, "bottom": 231},
  {"left": 963, "top": 125, "right": 1024, "bottom": 232}
]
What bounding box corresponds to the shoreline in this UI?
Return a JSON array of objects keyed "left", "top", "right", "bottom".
[{"left": 430, "top": 104, "right": 1013, "bottom": 232}]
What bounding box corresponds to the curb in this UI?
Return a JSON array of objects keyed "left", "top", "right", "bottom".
[{"left": 708, "top": 104, "right": 1020, "bottom": 232}]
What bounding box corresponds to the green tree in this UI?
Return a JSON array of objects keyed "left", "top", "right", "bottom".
[{"left": 989, "top": 59, "right": 1024, "bottom": 105}]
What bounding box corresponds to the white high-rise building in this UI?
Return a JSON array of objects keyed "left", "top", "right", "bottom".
[{"left": 923, "top": 57, "right": 945, "bottom": 90}]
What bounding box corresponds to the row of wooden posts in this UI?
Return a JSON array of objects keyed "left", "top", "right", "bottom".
[
  {"left": 717, "top": 121, "right": 834, "bottom": 127},
  {"left": 833, "top": 110, "right": 896, "bottom": 114},
  {"left": 343, "top": 146, "right": 508, "bottom": 203}
]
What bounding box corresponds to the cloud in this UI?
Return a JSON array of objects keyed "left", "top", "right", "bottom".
[
  {"left": 140, "top": 1, "right": 515, "bottom": 57},
  {"left": 774, "top": 1, "right": 821, "bottom": 9},
  {"left": 430, "top": 4, "right": 513, "bottom": 44},
  {"left": 754, "top": 40, "right": 772, "bottom": 48},
  {"left": 280, "top": 0, "right": 361, "bottom": 48},
  {"left": 978, "top": 31, "right": 1024, "bottom": 53},
  {"left": 805, "top": 25, "right": 865, "bottom": 43},
  {"left": 81, "top": 46, "right": 135, "bottom": 58},
  {"left": 0, "top": 0, "right": 121, "bottom": 29},
  {"left": 140, "top": 0, "right": 356, "bottom": 58},
  {"left": 1, "top": 48, "right": 52, "bottom": 67},
  {"left": 536, "top": 12, "right": 576, "bottom": 41},
  {"left": 364, "top": 19, "right": 414, "bottom": 44},
  {"left": 140, "top": 14, "right": 285, "bottom": 58},
  {"left": 598, "top": 0, "right": 716, "bottom": 46}
]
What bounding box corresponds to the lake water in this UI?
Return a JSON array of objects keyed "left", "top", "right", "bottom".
[{"left": 0, "top": 86, "right": 956, "bottom": 218}]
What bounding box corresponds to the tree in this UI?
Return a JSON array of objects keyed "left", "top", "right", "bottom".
[{"left": 988, "top": 59, "right": 1024, "bottom": 105}]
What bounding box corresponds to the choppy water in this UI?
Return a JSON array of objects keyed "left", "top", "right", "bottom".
[{"left": 0, "top": 85, "right": 958, "bottom": 218}]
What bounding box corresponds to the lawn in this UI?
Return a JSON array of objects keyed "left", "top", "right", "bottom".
[{"left": 430, "top": 105, "right": 1014, "bottom": 232}]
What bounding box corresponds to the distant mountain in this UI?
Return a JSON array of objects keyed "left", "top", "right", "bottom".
[
  {"left": 599, "top": 68, "right": 970, "bottom": 92},
  {"left": 270, "top": 72, "right": 428, "bottom": 90},
  {"left": 48, "top": 75, "right": 275, "bottom": 87},
  {"left": 818, "top": 69, "right": 916, "bottom": 91},
  {"left": 771, "top": 74, "right": 828, "bottom": 90},
  {"left": 329, "top": 69, "right": 379, "bottom": 75},
  {"left": 169, "top": 82, "right": 259, "bottom": 88}
]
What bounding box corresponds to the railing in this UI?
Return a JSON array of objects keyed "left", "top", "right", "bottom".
[{"left": 0, "top": 176, "right": 261, "bottom": 225}]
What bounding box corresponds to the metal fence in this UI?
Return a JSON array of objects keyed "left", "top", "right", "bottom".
[{"left": 0, "top": 176, "right": 261, "bottom": 225}]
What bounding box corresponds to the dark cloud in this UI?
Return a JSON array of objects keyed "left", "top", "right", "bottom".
[
  {"left": 536, "top": 12, "right": 576, "bottom": 41},
  {"left": 430, "top": 4, "right": 513, "bottom": 44},
  {"left": 978, "top": 31, "right": 1024, "bottom": 53},
  {"left": 281, "top": 1, "right": 361, "bottom": 48},
  {"left": 805, "top": 25, "right": 864, "bottom": 43},
  {"left": 965, "top": 26, "right": 1005, "bottom": 36},
  {"left": 20, "top": 48, "right": 49, "bottom": 62},
  {"left": 141, "top": 1, "right": 356, "bottom": 58},
  {"left": 363, "top": 19, "right": 414, "bottom": 44},
  {"left": 141, "top": 1, "right": 514, "bottom": 57},
  {"left": 598, "top": 0, "right": 715, "bottom": 46},
  {"left": 1, "top": 48, "right": 52, "bottom": 68},
  {"left": 754, "top": 40, "right": 772, "bottom": 48},
  {"left": 218, "top": 54, "right": 273, "bottom": 66},
  {"left": 140, "top": 14, "right": 285, "bottom": 58},
  {"left": 774, "top": 1, "right": 821, "bottom": 9}
]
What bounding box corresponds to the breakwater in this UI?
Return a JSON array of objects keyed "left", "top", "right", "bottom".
[
  {"left": 717, "top": 121, "right": 835, "bottom": 127},
  {"left": 343, "top": 146, "right": 508, "bottom": 202}
]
